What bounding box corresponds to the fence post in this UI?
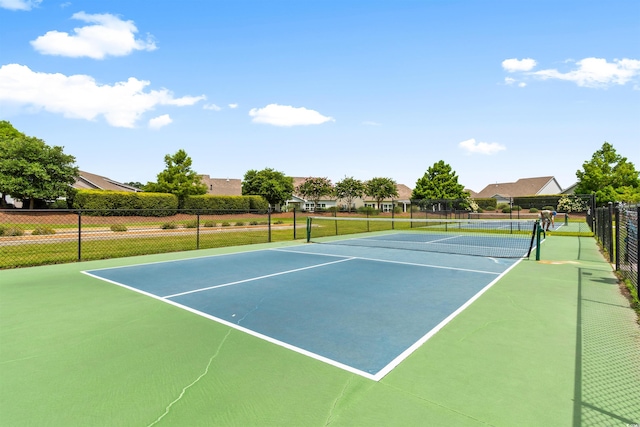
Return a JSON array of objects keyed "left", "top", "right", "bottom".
[
  {"left": 77, "top": 210, "right": 82, "bottom": 261},
  {"left": 637, "top": 206, "right": 640, "bottom": 297},
  {"left": 614, "top": 205, "right": 620, "bottom": 271},
  {"left": 293, "top": 207, "right": 296, "bottom": 240},
  {"left": 608, "top": 202, "right": 614, "bottom": 262},
  {"left": 196, "top": 214, "right": 200, "bottom": 250},
  {"left": 268, "top": 208, "right": 272, "bottom": 243}
]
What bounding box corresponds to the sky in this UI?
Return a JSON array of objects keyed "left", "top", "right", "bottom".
[{"left": 0, "top": 0, "right": 638, "bottom": 193}]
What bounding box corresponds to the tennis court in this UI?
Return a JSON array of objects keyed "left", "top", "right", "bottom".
[
  {"left": 84, "top": 243, "right": 522, "bottom": 380},
  {"left": 2, "top": 219, "right": 639, "bottom": 426}
]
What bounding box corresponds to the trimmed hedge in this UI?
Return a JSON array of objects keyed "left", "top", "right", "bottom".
[
  {"left": 183, "top": 195, "right": 269, "bottom": 213},
  {"left": 72, "top": 190, "right": 178, "bottom": 216},
  {"left": 473, "top": 198, "right": 497, "bottom": 211}
]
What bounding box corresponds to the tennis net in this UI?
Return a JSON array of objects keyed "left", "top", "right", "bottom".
[{"left": 306, "top": 216, "right": 539, "bottom": 258}]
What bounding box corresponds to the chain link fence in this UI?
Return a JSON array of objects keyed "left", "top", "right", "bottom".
[
  {"left": 593, "top": 203, "right": 639, "bottom": 300},
  {"left": 0, "top": 209, "right": 308, "bottom": 269}
]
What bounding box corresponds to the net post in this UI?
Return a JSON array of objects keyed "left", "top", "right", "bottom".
[
  {"left": 535, "top": 220, "right": 541, "bottom": 261},
  {"left": 306, "top": 217, "right": 312, "bottom": 242}
]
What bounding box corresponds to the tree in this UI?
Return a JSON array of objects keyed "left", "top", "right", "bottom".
[
  {"left": 144, "top": 149, "right": 207, "bottom": 208},
  {"left": 364, "top": 177, "right": 398, "bottom": 210},
  {"left": 334, "top": 176, "right": 365, "bottom": 212},
  {"left": 0, "top": 121, "right": 79, "bottom": 209},
  {"left": 296, "top": 177, "right": 333, "bottom": 211},
  {"left": 411, "top": 160, "right": 467, "bottom": 200},
  {"left": 575, "top": 142, "right": 640, "bottom": 205},
  {"left": 241, "top": 168, "right": 294, "bottom": 208},
  {"left": 124, "top": 181, "right": 144, "bottom": 190}
]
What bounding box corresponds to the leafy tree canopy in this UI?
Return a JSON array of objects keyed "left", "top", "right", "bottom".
[
  {"left": 364, "top": 177, "right": 398, "bottom": 209},
  {"left": 411, "top": 160, "right": 467, "bottom": 200},
  {"left": 334, "top": 176, "right": 365, "bottom": 212},
  {"left": 296, "top": 177, "right": 333, "bottom": 208},
  {"left": 241, "top": 168, "right": 294, "bottom": 208},
  {"left": 0, "top": 121, "right": 79, "bottom": 209},
  {"left": 144, "top": 149, "right": 207, "bottom": 208},
  {"left": 575, "top": 142, "right": 640, "bottom": 205}
]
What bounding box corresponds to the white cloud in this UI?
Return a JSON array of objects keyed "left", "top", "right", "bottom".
[
  {"left": 362, "top": 121, "right": 381, "bottom": 126},
  {"left": 459, "top": 138, "right": 506, "bottom": 155},
  {"left": 30, "top": 12, "right": 157, "bottom": 59},
  {"left": 0, "top": 64, "right": 205, "bottom": 128},
  {"left": 504, "top": 77, "right": 516, "bottom": 85},
  {"left": 148, "top": 114, "right": 172, "bottom": 129},
  {"left": 203, "top": 103, "right": 222, "bottom": 111},
  {"left": 532, "top": 57, "right": 640, "bottom": 88},
  {"left": 0, "top": 0, "right": 41, "bottom": 10},
  {"left": 502, "top": 58, "right": 537, "bottom": 72},
  {"left": 249, "top": 103, "right": 334, "bottom": 127},
  {"left": 518, "top": 82, "right": 527, "bottom": 88},
  {"left": 228, "top": 103, "right": 238, "bottom": 109}
]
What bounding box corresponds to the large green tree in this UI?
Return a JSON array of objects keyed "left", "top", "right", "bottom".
[
  {"left": 296, "top": 177, "right": 333, "bottom": 211},
  {"left": 241, "top": 168, "right": 294, "bottom": 208},
  {"left": 364, "top": 177, "right": 398, "bottom": 210},
  {"left": 0, "top": 121, "right": 79, "bottom": 209},
  {"left": 334, "top": 176, "right": 365, "bottom": 212},
  {"left": 411, "top": 160, "right": 467, "bottom": 200},
  {"left": 144, "top": 149, "right": 207, "bottom": 208},
  {"left": 575, "top": 142, "right": 640, "bottom": 205}
]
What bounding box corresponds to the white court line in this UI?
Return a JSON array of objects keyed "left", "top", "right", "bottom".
[
  {"left": 81, "top": 269, "right": 378, "bottom": 381},
  {"left": 372, "top": 254, "right": 526, "bottom": 381},
  {"left": 270, "top": 247, "right": 502, "bottom": 275},
  {"left": 162, "top": 257, "right": 356, "bottom": 298}
]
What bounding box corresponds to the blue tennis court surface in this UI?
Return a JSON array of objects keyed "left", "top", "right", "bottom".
[{"left": 83, "top": 245, "right": 522, "bottom": 380}]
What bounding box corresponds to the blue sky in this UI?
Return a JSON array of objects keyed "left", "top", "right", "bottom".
[{"left": 1, "top": 0, "right": 638, "bottom": 193}]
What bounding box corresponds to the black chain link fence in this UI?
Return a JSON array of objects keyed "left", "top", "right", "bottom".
[
  {"left": 0, "top": 209, "right": 307, "bottom": 269},
  {"left": 593, "top": 203, "right": 639, "bottom": 300}
]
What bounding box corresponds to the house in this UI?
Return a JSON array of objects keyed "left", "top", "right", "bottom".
[
  {"left": 474, "top": 176, "right": 563, "bottom": 205},
  {"left": 199, "top": 175, "right": 243, "bottom": 196},
  {"left": 362, "top": 183, "right": 413, "bottom": 213},
  {"left": 287, "top": 178, "right": 414, "bottom": 212},
  {"left": 286, "top": 177, "right": 339, "bottom": 211},
  {"left": 73, "top": 170, "right": 141, "bottom": 192}
]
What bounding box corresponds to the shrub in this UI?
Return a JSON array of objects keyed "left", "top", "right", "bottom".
[
  {"left": 249, "top": 220, "right": 259, "bottom": 226},
  {"left": 274, "top": 220, "right": 284, "bottom": 224},
  {"left": 184, "top": 220, "right": 198, "bottom": 228},
  {"left": 2, "top": 227, "right": 24, "bottom": 236},
  {"left": 31, "top": 227, "right": 56, "bottom": 235},
  {"left": 221, "top": 222, "right": 231, "bottom": 227},
  {"left": 235, "top": 221, "right": 245, "bottom": 226},
  {"left": 357, "top": 206, "right": 379, "bottom": 215},
  {"left": 203, "top": 220, "right": 216, "bottom": 227},
  {"left": 529, "top": 207, "right": 539, "bottom": 213},
  {"left": 161, "top": 222, "right": 178, "bottom": 229},
  {"left": 0, "top": 225, "right": 5, "bottom": 236},
  {"left": 50, "top": 200, "right": 69, "bottom": 209},
  {"left": 72, "top": 190, "right": 178, "bottom": 216},
  {"left": 110, "top": 224, "right": 128, "bottom": 232}
]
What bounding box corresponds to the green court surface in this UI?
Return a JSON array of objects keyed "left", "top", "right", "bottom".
[{"left": 1, "top": 237, "right": 639, "bottom": 426}]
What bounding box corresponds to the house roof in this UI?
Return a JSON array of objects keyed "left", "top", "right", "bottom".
[
  {"left": 73, "top": 170, "right": 141, "bottom": 192},
  {"left": 475, "top": 176, "right": 559, "bottom": 198},
  {"left": 200, "top": 175, "right": 243, "bottom": 196}
]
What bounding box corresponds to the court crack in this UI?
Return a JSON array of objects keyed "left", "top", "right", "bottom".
[
  {"left": 324, "top": 376, "right": 354, "bottom": 426},
  {"left": 147, "top": 329, "right": 232, "bottom": 427},
  {"left": 235, "top": 297, "right": 266, "bottom": 325}
]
